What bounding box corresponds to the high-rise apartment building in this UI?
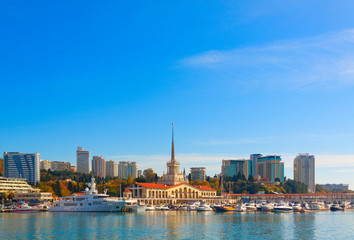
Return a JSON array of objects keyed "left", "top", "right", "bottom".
[
  {"left": 190, "top": 167, "right": 206, "bottom": 182},
  {"left": 294, "top": 154, "right": 315, "bottom": 193},
  {"left": 221, "top": 159, "right": 251, "bottom": 179},
  {"left": 137, "top": 170, "right": 142, "bottom": 177},
  {"left": 3, "top": 152, "right": 40, "bottom": 185},
  {"left": 92, "top": 156, "right": 106, "bottom": 178},
  {"left": 256, "top": 155, "right": 284, "bottom": 182},
  {"left": 106, "top": 160, "right": 118, "bottom": 177},
  {"left": 250, "top": 154, "right": 262, "bottom": 177},
  {"left": 118, "top": 161, "right": 138, "bottom": 179},
  {"left": 76, "top": 147, "right": 90, "bottom": 174}
]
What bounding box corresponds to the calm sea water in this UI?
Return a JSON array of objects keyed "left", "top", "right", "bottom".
[{"left": 1, "top": 211, "right": 353, "bottom": 239}]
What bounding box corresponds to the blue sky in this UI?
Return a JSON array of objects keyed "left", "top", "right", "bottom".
[{"left": 1, "top": 1, "right": 354, "bottom": 189}]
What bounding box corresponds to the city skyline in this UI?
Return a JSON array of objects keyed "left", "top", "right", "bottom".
[{"left": 1, "top": 1, "right": 354, "bottom": 189}]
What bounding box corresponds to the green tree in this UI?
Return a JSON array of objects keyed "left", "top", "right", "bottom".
[{"left": 143, "top": 168, "right": 156, "bottom": 183}]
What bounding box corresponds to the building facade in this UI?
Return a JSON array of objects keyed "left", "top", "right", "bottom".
[
  {"left": 256, "top": 155, "right": 284, "bottom": 182},
  {"left": 3, "top": 152, "right": 40, "bottom": 185},
  {"left": 106, "top": 160, "right": 118, "bottom": 177},
  {"left": 40, "top": 160, "right": 71, "bottom": 171},
  {"left": 92, "top": 156, "right": 106, "bottom": 178},
  {"left": 322, "top": 184, "right": 349, "bottom": 191},
  {"left": 222, "top": 159, "right": 251, "bottom": 180},
  {"left": 0, "top": 177, "right": 35, "bottom": 193},
  {"left": 76, "top": 147, "right": 90, "bottom": 174},
  {"left": 40, "top": 160, "right": 51, "bottom": 171},
  {"left": 250, "top": 154, "right": 262, "bottom": 177},
  {"left": 294, "top": 153, "right": 315, "bottom": 193},
  {"left": 118, "top": 161, "right": 138, "bottom": 179},
  {"left": 190, "top": 167, "right": 206, "bottom": 182},
  {"left": 70, "top": 166, "right": 77, "bottom": 172}
]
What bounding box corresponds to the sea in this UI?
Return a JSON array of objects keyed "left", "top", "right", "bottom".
[{"left": 1, "top": 211, "right": 353, "bottom": 239}]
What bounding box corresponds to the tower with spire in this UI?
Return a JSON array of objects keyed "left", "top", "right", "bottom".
[{"left": 158, "top": 122, "right": 188, "bottom": 185}]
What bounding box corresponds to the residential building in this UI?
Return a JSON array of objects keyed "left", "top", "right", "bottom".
[
  {"left": 222, "top": 159, "right": 251, "bottom": 180},
  {"left": 76, "top": 147, "right": 90, "bottom": 174},
  {"left": 118, "top": 161, "right": 138, "bottom": 179},
  {"left": 3, "top": 152, "right": 40, "bottom": 185},
  {"left": 70, "top": 166, "right": 77, "bottom": 172},
  {"left": 0, "top": 177, "right": 52, "bottom": 202},
  {"left": 322, "top": 184, "right": 349, "bottom": 191},
  {"left": 40, "top": 160, "right": 71, "bottom": 171},
  {"left": 256, "top": 155, "right": 284, "bottom": 182},
  {"left": 294, "top": 154, "right": 315, "bottom": 193},
  {"left": 92, "top": 156, "right": 106, "bottom": 178},
  {"left": 40, "top": 160, "right": 52, "bottom": 171},
  {"left": 106, "top": 160, "right": 118, "bottom": 177},
  {"left": 190, "top": 167, "right": 206, "bottom": 182},
  {"left": 0, "top": 177, "right": 36, "bottom": 193},
  {"left": 138, "top": 170, "right": 142, "bottom": 177},
  {"left": 250, "top": 154, "right": 262, "bottom": 177}
]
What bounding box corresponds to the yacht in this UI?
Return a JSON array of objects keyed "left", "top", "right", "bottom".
[
  {"left": 245, "top": 202, "right": 257, "bottom": 211},
  {"left": 155, "top": 205, "right": 169, "bottom": 211},
  {"left": 49, "top": 177, "right": 127, "bottom": 212},
  {"left": 187, "top": 202, "right": 200, "bottom": 211},
  {"left": 308, "top": 201, "right": 325, "bottom": 210},
  {"left": 145, "top": 205, "right": 155, "bottom": 211},
  {"left": 292, "top": 203, "right": 303, "bottom": 212},
  {"left": 15, "top": 202, "right": 40, "bottom": 212},
  {"left": 330, "top": 204, "right": 344, "bottom": 211},
  {"left": 235, "top": 204, "right": 246, "bottom": 212},
  {"left": 273, "top": 202, "right": 293, "bottom": 213},
  {"left": 261, "top": 203, "right": 274, "bottom": 212},
  {"left": 196, "top": 203, "right": 213, "bottom": 211}
]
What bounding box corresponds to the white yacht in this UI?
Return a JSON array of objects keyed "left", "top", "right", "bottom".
[
  {"left": 49, "top": 177, "right": 127, "bottom": 212},
  {"left": 308, "top": 201, "right": 325, "bottom": 210},
  {"left": 196, "top": 203, "right": 213, "bottom": 211},
  {"left": 245, "top": 202, "right": 257, "bottom": 211},
  {"left": 235, "top": 204, "right": 247, "bottom": 212},
  {"left": 273, "top": 202, "right": 293, "bottom": 213},
  {"left": 261, "top": 203, "right": 274, "bottom": 212}
]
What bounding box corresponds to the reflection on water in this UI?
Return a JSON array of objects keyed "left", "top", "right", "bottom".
[{"left": 0, "top": 211, "right": 353, "bottom": 239}]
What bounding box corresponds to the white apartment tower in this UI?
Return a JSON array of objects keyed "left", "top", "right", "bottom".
[
  {"left": 294, "top": 154, "right": 315, "bottom": 193},
  {"left": 76, "top": 147, "right": 90, "bottom": 174},
  {"left": 106, "top": 160, "right": 118, "bottom": 177}
]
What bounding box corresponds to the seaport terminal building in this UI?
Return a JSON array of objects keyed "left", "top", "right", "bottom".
[{"left": 126, "top": 123, "right": 218, "bottom": 205}]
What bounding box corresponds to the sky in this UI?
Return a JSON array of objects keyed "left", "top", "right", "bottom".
[{"left": 1, "top": 1, "right": 354, "bottom": 189}]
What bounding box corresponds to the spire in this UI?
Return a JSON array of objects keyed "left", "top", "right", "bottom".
[{"left": 171, "top": 122, "right": 175, "bottom": 162}]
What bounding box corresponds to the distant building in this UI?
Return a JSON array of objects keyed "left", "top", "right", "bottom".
[
  {"left": 40, "top": 160, "right": 52, "bottom": 171},
  {"left": 250, "top": 154, "right": 262, "bottom": 177},
  {"left": 3, "top": 152, "right": 40, "bottom": 185},
  {"left": 106, "top": 160, "right": 118, "bottom": 177},
  {"left": 0, "top": 176, "right": 52, "bottom": 202},
  {"left": 70, "top": 166, "right": 77, "bottom": 172},
  {"left": 118, "top": 161, "right": 138, "bottom": 179},
  {"left": 40, "top": 160, "right": 71, "bottom": 171},
  {"left": 322, "top": 184, "right": 349, "bottom": 191},
  {"left": 76, "top": 147, "right": 90, "bottom": 174},
  {"left": 294, "top": 154, "right": 315, "bottom": 193},
  {"left": 138, "top": 170, "right": 142, "bottom": 177},
  {"left": 0, "top": 177, "right": 37, "bottom": 193},
  {"left": 190, "top": 167, "right": 206, "bottom": 182},
  {"left": 256, "top": 155, "right": 284, "bottom": 182},
  {"left": 92, "top": 156, "right": 105, "bottom": 178},
  {"left": 222, "top": 159, "right": 251, "bottom": 180}
]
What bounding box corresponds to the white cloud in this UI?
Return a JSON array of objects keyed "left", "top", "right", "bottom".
[{"left": 180, "top": 29, "right": 354, "bottom": 90}]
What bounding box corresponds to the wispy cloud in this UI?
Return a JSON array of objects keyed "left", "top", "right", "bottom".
[{"left": 180, "top": 29, "right": 354, "bottom": 90}]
